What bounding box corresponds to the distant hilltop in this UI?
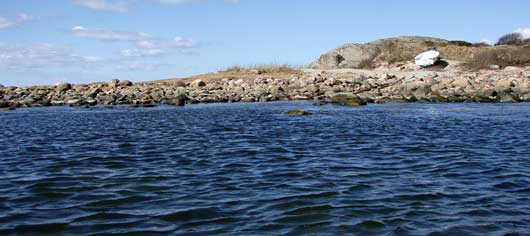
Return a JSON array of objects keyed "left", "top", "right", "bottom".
[{"left": 311, "top": 36, "right": 530, "bottom": 70}]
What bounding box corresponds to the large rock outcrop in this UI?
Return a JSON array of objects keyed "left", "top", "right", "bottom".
[{"left": 311, "top": 36, "right": 483, "bottom": 69}]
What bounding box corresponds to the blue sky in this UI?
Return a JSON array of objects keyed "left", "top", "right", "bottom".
[{"left": 1, "top": 0, "right": 530, "bottom": 86}]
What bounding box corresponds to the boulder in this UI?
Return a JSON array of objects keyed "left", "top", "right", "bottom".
[
  {"left": 108, "top": 79, "right": 120, "bottom": 87},
  {"left": 283, "top": 109, "right": 312, "bottom": 116},
  {"left": 55, "top": 82, "right": 72, "bottom": 92},
  {"left": 192, "top": 80, "right": 206, "bottom": 87},
  {"left": 66, "top": 99, "right": 81, "bottom": 106},
  {"left": 0, "top": 100, "right": 9, "bottom": 108},
  {"left": 119, "top": 80, "right": 133, "bottom": 87},
  {"left": 495, "top": 79, "right": 514, "bottom": 93},
  {"left": 311, "top": 36, "right": 457, "bottom": 69},
  {"left": 86, "top": 99, "right": 97, "bottom": 106},
  {"left": 327, "top": 93, "right": 367, "bottom": 106},
  {"left": 161, "top": 95, "right": 187, "bottom": 106},
  {"left": 51, "top": 100, "right": 65, "bottom": 106},
  {"left": 498, "top": 94, "right": 519, "bottom": 103}
]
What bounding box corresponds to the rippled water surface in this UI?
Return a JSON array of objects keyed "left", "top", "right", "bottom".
[{"left": 1, "top": 102, "right": 530, "bottom": 236}]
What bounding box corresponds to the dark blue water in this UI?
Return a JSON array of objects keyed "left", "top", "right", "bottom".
[{"left": 1, "top": 102, "right": 530, "bottom": 236}]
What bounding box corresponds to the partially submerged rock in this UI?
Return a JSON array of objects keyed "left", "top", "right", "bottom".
[
  {"left": 328, "top": 93, "right": 367, "bottom": 106},
  {"left": 129, "top": 104, "right": 157, "bottom": 108},
  {"left": 0, "top": 100, "right": 9, "bottom": 108},
  {"left": 283, "top": 109, "right": 312, "bottom": 116},
  {"left": 161, "top": 96, "right": 186, "bottom": 106}
]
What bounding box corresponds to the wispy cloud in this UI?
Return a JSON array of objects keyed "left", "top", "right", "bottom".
[
  {"left": 70, "top": 26, "right": 152, "bottom": 41},
  {"left": 117, "top": 60, "right": 163, "bottom": 70},
  {"left": 70, "top": 26, "right": 198, "bottom": 57},
  {"left": 72, "top": 0, "right": 239, "bottom": 12},
  {"left": 0, "top": 42, "right": 101, "bottom": 71},
  {"left": 157, "top": 0, "right": 239, "bottom": 4},
  {"left": 71, "top": 0, "right": 134, "bottom": 12},
  {"left": 0, "top": 13, "right": 33, "bottom": 29},
  {"left": 122, "top": 37, "right": 198, "bottom": 57}
]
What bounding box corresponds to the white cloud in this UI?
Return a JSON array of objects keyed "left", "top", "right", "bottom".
[
  {"left": 121, "top": 37, "right": 198, "bottom": 57},
  {"left": 70, "top": 26, "right": 152, "bottom": 41},
  {"left": 121, "top": 48, "right": 166, "bottom": 57},
  {"left": 72, "top": 0, "right": 238, "bottom": 11},
  {"left": 514, "top": 28, "right": 530, "bottom": 39},
  {"left": 0, "top": 42, "right": 101, "bottom": 71},
  {"left": 69, "top": 26, "right": 198, "bottom": 57},
  {"left": 0, "top": 13, "right": 33, "bottom": 29},
  {"left": 71, "top": 0, "right": 134, "bottom": 12},
  {"left": 156, "top": 0, "right": 198, "bottom": 3},
  {"left": 117, "top": 60, "right": 162, "bottom": 70}
]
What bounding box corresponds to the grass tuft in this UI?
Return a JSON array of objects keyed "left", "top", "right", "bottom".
[{"left": 222, "top": 64, "right": 302, "bottom": 74}]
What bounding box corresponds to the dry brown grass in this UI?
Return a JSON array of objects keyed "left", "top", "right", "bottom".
[
  {"left": 222, "top": 64, "right": 301, "bottom": 74},
  {"left": 465, "top": 45, "right": 530, "bottom": 70},
  {"left": 150, "top": 64, "right": 303, "bottom": 85}
]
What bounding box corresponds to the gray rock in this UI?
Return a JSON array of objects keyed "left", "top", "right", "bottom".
[
  {"left": 56, "top": 82, "right": 72, "bottom": 92},
  {"left": 327, "top": 93, "right": 367, "bottom": 106},
  {"left": 108, "top": 79, "right": 120, "bottom": 88},
  {"left": 119, "top": 80, "right": 133, "bottom": 87},
  {"left": 51, "top": 100, "right": 65, "bottom": 106},
  {"left": 161, "top": 96, "right": 186, "bottom": 106},
  {"left": 499, "top": 94, "right": 519, "bottom": 103},
  {"left": 495, "top": 79, "right": 514, "bottom": 93},
  {"left": 0, "top": 100, "right": 9, "bottom": 108},
  {"left": 66, "top": 99, "right": 81, "bottom": 106},
  {"left": 311, "top": 36, "right": 450, "bottom": 69},
  {"left": 283, "top": 109, "right": 312, "bottom": 116},
  {"left": 192, "top": 80, "right": 206, "bottom": 87}
]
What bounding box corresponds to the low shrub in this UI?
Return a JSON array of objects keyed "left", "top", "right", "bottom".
[
  {"left": 495, "top": 32, "right": 525, "bottom": 46},
  {"left": 473, "top": 42, "right": 492, "bottom": 47},
  {"left": 448, "top": 40, "right": 473, "bottom": 47}
]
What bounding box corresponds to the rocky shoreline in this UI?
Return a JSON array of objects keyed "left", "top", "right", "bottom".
[{"left": 1, "top": 62, "right": 530, "bottom": 111}]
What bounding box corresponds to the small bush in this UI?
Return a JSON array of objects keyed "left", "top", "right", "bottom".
[
  {"left": 473, "top": 42, "right": 491, "bottom": 47},
  {"left": 449, "top": 40, "right": 473, "bottom": 47},
  {"left": 495, "top": 32, "right": 525, "bottom": 46}
]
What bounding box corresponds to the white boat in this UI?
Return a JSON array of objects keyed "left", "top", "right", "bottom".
[{"left": 415, "top": 50, "right": 440, "bottom": 67}]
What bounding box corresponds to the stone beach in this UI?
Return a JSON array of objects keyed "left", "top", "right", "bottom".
[{"left": 1, "top": 63, "right": 530, "bottom": 110}]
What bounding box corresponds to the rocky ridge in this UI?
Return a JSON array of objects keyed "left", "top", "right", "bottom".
[{"left": 310, "top": 36, "right": 528, "bottom": 69}]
